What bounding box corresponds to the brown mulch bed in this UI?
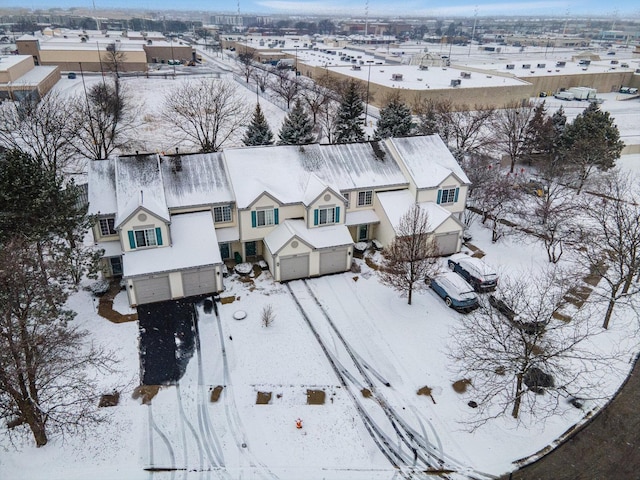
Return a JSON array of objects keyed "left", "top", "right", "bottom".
[{"left": 98, "top": 282, "right": 137, "bottom": 324}]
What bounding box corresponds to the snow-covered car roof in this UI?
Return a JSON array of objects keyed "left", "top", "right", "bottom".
[
  {"left": 434, "top": 271, "right": 477, "bottom": 301},
  {"left": 450, "top": 253, "right": 497, "bottom": 279}
]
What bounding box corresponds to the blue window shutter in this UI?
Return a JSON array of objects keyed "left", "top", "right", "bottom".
[
  {"left": 274, "top": 208, "right": 279, "bottom": 225},
  {"left": 454, "top": 187, "right": 459, "bottom": 202},
  {"left": 155, "top": 227, "right": 163, "bottom": 246},
  {"left": 128, "top": 231, "right": 135, "bottom": 249},
  {"left": 251, "top": 211, "right": 257, "bottom": 228},
  {"left": 436, "top": 189, "right": 442, "bottom": 204},
  {"left": 335, "top": 206, "right": 340, "bottom": 223},
  {"left": 314, "top": 209, "right": 319, "bottom": 226}
]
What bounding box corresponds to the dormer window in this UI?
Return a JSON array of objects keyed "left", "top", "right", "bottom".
[
  {"left": 314, "top": 206, "right": 340, "bottom": 225},
  {"left": 437, "top": 187, "right": 459, "bottom": 205},
  {"left": 128, "top": 227, "right": 163, "bottom": 249}
]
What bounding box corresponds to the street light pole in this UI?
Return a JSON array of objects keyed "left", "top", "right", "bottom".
[
  {"left": 170, "top": 37, "right": 176, "bottom": 78},
  {"left": 294, "top": 45, "right": 298, "bottom": 73},
  {"left": 364, "top": 60, "right": 373, "bottom": 123}
]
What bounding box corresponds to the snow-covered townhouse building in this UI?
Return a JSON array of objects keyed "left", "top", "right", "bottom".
[
  {"left": 88, "top": 135, "right": 471, "bottom": 306},
  {"left": 89, "top": 152, "right": 232, "bottom": 306},
  {"left": 222, "top": 141, "right": 409, "bottom": 282},
  {"left": 378, "top": 135, "right": 470, "bottom": 254}
]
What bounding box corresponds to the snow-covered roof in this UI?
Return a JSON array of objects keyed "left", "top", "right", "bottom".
[
  {"left": 123, "top": 211, "right": 222, "bottom": 277},
  {"left": 224, "top": 142, "right": 407, "bottom": 209},
  {"left": 216, "top": 225, "right": 239, "bottom": 243},
  {"left": 303, "top": 173, "right": 332, "bottom": 206},
  {"left": 95, "top": 240, "right": 121, "bottom": 258},
  {"left": 115, "top": 154, "right": 169, "bottom": 226},
  {"left": 377, "top": 189, "right": 453, "bottom": 234},
  {"left": 345, "top": 209, "right": 380, "bottom": 226},
  {"left": 159, "top": 153, "right": 234, "bottom": 209},
  {"left": 88, "top": 158, "right": 117, "bottom": 215},
  {"left": 6, "top": 65, "right": 58, "bottom": 85},
  {"left": 264, "top": 219, "right": 353, "bottom": 254},
  {"left": 386, "top": 136, "right": 470, "bottom": 188}
]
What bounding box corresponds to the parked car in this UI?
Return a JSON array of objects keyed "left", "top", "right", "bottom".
[
  {"left": 67, "top": 72, "right": 76, "bottom": 79},
  {"left": 428, "top": 271, "right": 479, "bottom": 312},
  {"left": 448, "top": 253, "right": 498, "bottom": 292},
  {"left": 489, "top": 295, "right": 546, "bottom": 334}
]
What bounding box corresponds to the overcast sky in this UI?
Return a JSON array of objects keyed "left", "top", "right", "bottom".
[{"left": 4, "top": 0, "right": 638, "bottom": 17}]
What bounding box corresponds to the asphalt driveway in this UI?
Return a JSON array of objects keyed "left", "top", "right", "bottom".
[{"left": 137, "top": 298, "right": 198, "bottom": 385}]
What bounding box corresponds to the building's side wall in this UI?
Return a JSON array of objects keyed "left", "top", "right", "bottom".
[{"left": 119, "top": 210, "right": 170, "bottom": 253}]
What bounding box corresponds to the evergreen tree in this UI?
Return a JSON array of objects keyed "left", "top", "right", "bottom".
[
  {"left": 374, "top": 95, "right": 414, "bottom": 139},
  {"left": 277, "top": 99, "right": 315, "bottom": 145},
  {"left": 0, "top": 149, "right": 86, "bottom": 244},
  {"left": 522, "top": 102, "right": 554, "bottom": 161},
  {"left": 243, "top": 103, "right": 274, "bottom": 146},
  {"left": 559, "top": 103, "right": 624, "bottom": 194},
  {"left": 334, "top": 80, "right": 366, "bottom": 144}
]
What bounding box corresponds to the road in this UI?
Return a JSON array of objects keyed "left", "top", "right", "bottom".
[{"left": 502, "top": 355, "right": 640, "bottom": 480}]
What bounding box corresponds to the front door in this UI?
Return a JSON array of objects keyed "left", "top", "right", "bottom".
[
  {"left": 358, "top": 224, "right": 369, "bottom": 241},
  {"left": 245, "top": 241, "right": 257, "bottom": 257},
  {"left": 219, "top": 242, "right": 230, "bottom": 260}
]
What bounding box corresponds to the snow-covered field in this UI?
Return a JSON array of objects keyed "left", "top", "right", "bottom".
[{"left": 1, "top": 54, "right": 639, "bottom": 480}]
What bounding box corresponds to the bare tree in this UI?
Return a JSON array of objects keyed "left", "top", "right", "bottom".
[
  {"left": 102, "top": 42, "right": 127, "bottom": 78},
  {"left": 413, "top": 99, "right": 495, "bottom": 159},
  {"left": 0, "top": 237, "right": 118, "bottom": 447},
  {"left": 450, "top": 270, "right": 611, "bottom": 426},
  {"left": 70, "top": 77, "right": 135, "bottom": 160},
  {"left": 494, "top": 101, "right": 536, "bottom": 173},
  {"left": 261, "top": 304, "right": 276, "bottom": 328},
  {"left": 472, "top": 165, "right": 522, "bottom": 242},
  {"left": 575, "top": 171, "right": 640, "bottom": 329},
  {"left": 252, "top": 65, "right": 271, "bottom": 93},
  {"left": 161, "top": 78, "right": 250, "bottom": 153},
  {"left": 378, "top": 205, "right": 441, "bottom": 305},
  {"left": 317, "top": 100, "right": 339, "bottom": 144},
  {"left": 300, "top": 77, "right": 334, "bottom": 128},
  {"left": 269, "top": 68, "right": 299, "bottom": 109},
  {"left": 237, "top": 50, "right": 255, "bottom": 83},
  {"left": 0, "top": 91, "right": 80, "bottom": 174},
  {"left": 526, "top": 178, "right": 580, "bottom": 263}
]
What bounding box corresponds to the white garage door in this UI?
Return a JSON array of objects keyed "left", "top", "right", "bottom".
[
  {"left": 280, "top": 254, "right": 309, "bottom": 282},
  {"left": 319, "top": 248, "right": 349, "bottom": 276},
  {"left": 182, "top": 268, "right": 217, "bottom": 297},
  {"left": 133, "top": 275, "right": 171, "bottom": 305},
  {"left": 435, "top": 232, "right": 460, "bottom": 256}
]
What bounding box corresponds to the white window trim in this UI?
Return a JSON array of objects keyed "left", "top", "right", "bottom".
[
  {"left": 440, "top": 187, "right": 457, "bottom": 204},
  {"left": 134, "top": 227, "right": 157, "bottom": 248},
  {"left": 357, "top": 190, "right": 373, "bottom": 207},
  {"left": 99, "top": 217, "right": 116, "bottom": 236},
  {"left": 256, "top": 208, "right": 275, "bottom": 227},
  {"left": 318, "top": 206, "right": 336, "bottom": 225},
  {"left": 213, "top": 205, "right": 232, "bottom": 223}
]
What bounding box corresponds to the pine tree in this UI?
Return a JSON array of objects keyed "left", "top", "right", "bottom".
[
  {"left": 334, "top": 80, "right": 365, "bottom": 144},
  {"left": 374, "top": 95, "right": 414, "bottom": 139},
  {"left": 277, "top": 99, "right": 315, "bottom": 145},
  {"left": 243, "top": 103, "right": 274, "bottom": 146},
  {"left": 559, "top": 103, "right": 624, "bottom": 194}
]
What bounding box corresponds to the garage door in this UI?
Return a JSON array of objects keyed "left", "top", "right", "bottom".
[
  {"left": 133, "top": 275, "right": 172, "bottom": 305},
  {"left": 435, "top": 232, "right": 459, "bottom": 256},
  {"left": 319, "top": 248, "right": 349, "bottom": 275},
  {"left": 280, "top": 254, "right": 309, "bottom": 282},
  {"left": 182, "top": 268, "right": 217, "bottom": 297}
]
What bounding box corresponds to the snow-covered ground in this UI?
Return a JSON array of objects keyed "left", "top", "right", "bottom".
[
  {"left": 2, "top": 217, "right": 638, "bottom": 479},
  {"left": 2, "top": 54, "right": 639, "bottom": 480}
]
